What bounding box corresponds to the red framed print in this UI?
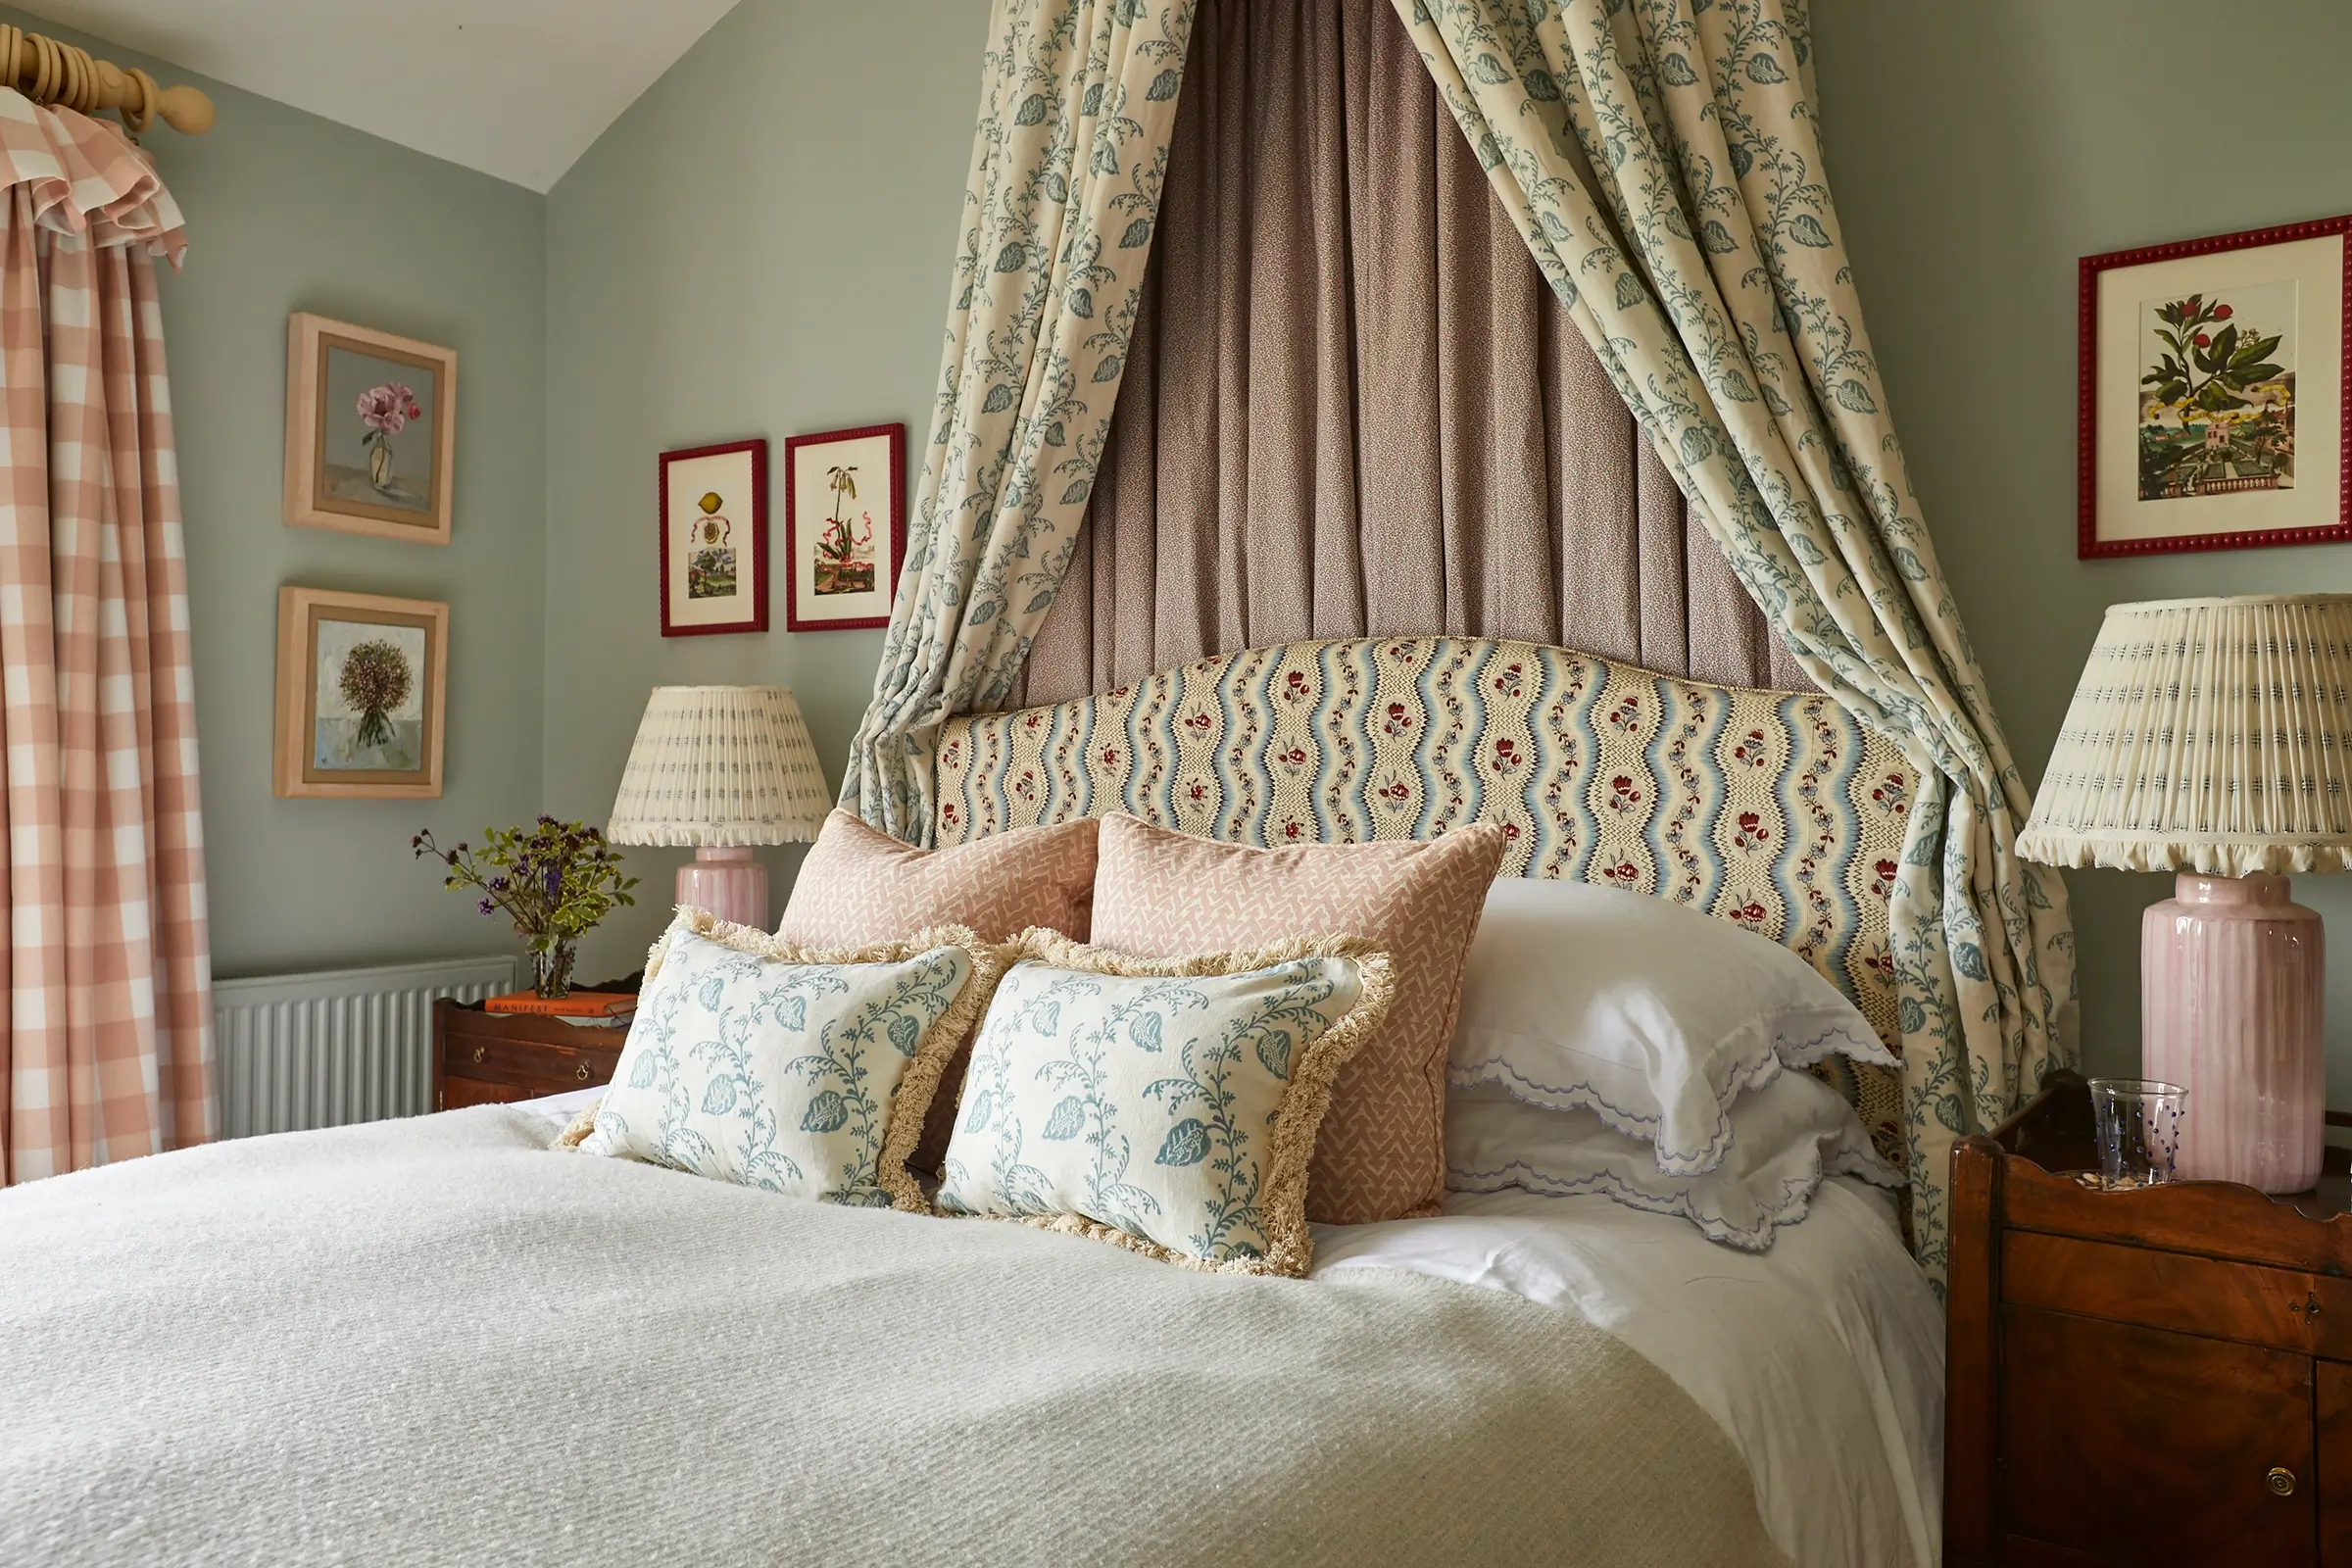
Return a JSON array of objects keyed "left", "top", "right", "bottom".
[
  {"left": 785, "top": 422, "right": 906, "bottom": 632},
  {"left": 659, "top": 439, "right": 768, "bottom": 637},
  {"left": 2081, "top": 214, "right": 2352, "bottom": 558}
]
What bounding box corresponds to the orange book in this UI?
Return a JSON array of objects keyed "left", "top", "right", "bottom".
[{"left": 482, "top": 990, "right": 635, "bottom": 1018}]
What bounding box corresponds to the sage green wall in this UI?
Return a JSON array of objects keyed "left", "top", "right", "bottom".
[
  {"left": 1812, "top": 0, "right": 2352, "bottom": 1099},
  {"left": 0, "top": 10, "right": 550, "bottom": 979},
  {"left": 540, "top": 0, "right": 988, "bottom": 980}
]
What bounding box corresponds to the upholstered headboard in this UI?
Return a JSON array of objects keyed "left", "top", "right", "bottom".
[{"left": 935, "top": 636, "right": 1918, "bottom": 1158}]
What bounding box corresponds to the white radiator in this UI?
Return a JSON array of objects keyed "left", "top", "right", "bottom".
[{"left": 213, "top": 956, "right": 517, "bottom": 1139}]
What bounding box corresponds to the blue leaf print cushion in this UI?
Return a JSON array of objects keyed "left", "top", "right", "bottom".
[
  {"left": 935, "top": 930, "right": 1395, "bottom": 1277},
  {"left": 578, "top": 911, "right": 1000, "bottom": 1210}
]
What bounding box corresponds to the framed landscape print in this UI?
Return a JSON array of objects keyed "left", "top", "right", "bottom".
[
  {"left": 2082, "top": 215, "right": 2352, "bottom": 558},
  {"left": 284, "top": 314, "right": 457, "bottom": 545},
  {"left": 785, "top": 422, "right": 905, "bottom": 632},
  {"left": 660, "top": 439, "right": 768, "bottom": 637},
  {"left": 273, "top": 588, "right": 448, "bottom": 799}
]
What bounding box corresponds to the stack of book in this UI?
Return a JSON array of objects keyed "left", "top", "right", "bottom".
[{"left": 482, "top": 990, "right": 636, "bottom": 1028}]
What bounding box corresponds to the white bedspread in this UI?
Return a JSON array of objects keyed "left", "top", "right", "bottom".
[{"left": 520, "top": 1089, "right": 1943, "bottom": 1568}]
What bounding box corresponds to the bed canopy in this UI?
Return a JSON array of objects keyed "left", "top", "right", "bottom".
[{"left": 840, "top": 0, "right": 2074, "bottom": 1293}]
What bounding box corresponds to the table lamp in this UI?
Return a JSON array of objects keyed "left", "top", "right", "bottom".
[
  {"left": 607, "top": 685, "right": 831, "bottom": 931},
  {"left": 2018, "top": 595, "right": 2352, "bottom": 1193}
]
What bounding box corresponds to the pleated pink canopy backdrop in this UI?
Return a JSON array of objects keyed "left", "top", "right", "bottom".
[
  {"left": 1021, "top": 0, "right": 1809, "bottom": 706},
  {"left": 0, "top": 95, "right": 212, "bottom": 1183}
]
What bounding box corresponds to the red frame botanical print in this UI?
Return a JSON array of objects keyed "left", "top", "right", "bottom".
[
  {"left": 2080, "top": 214, "right": 2352, "bottom": 559},
  {"left": 784, "top": 422, "right": 906, "bottom": 633},
  {"left": 659, "top": 438, "right": 769, "bottom": 637}
]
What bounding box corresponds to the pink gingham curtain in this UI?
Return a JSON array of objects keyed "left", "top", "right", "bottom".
[{"left": 0, "top": 94, "right": 211, "bottom": 1184}]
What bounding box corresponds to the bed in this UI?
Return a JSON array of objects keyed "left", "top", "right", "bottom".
[{"left": 0, "top": 636, "right": 1942, "bottom": 1568}]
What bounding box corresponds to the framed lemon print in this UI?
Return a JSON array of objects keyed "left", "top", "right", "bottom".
[{"left": 659, "top": 439, "right": 768, "bottom": 637}]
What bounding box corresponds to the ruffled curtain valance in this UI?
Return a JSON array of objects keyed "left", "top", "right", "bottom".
[
  {"left": 1391, "top": 0, "right": 2074, "bottom": 1290},
  {"left": 842, "top": 0, "right": 1199, "bottom": 841}
]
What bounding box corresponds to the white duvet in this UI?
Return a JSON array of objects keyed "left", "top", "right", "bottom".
[{"left": 522, "top": 1089, "right": 1943, "bottom": 1568}]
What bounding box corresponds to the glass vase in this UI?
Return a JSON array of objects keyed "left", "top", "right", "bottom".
[{"left": 531, "top": 938, "right": 577, "bottom": 1000}]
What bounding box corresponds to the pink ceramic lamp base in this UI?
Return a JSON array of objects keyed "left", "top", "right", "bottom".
[
  {"left": 675, "top": 846, "right": 767, "bottom": 931},
  {"left": 2140, "top": 871, "right": 2324, "bottom": 1193}
]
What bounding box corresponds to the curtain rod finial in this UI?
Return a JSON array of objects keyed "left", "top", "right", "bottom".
[{"left": 155, "top": 83, "right": 213, "bottom": 136}]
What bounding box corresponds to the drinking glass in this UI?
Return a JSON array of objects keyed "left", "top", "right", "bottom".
[{"left": 2088, "top": 1077, "right": 2186, "bottom": 1191}]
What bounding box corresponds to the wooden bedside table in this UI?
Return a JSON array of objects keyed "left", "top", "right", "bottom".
[
  {"left": 434, "top": 997, "right": 630, "bottom": 1109},
  {"left": 1947, "top": 1068, "right": 2352, "bottom": 1567}
]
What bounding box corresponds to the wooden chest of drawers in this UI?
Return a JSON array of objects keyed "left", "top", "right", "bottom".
[
  {"left": 1948, "top": 1070, "right": 2352, "bottom": 1566},
  {"left": 432, "top": 998, "right": 626, "bottom": 1109}
]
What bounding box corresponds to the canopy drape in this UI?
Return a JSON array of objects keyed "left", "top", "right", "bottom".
[
  {"left": 1392, "top": 0, "right": 2073, "bottom": 1289},
  {"left": 0, "top": 93, "right": 212, "bottom": 1183},
  {"left": 841, "top": 0, "right": 1199, "bottom": 841},
  {"left": 1021, "top": 0, "right": 1808, "bottom": 707}
]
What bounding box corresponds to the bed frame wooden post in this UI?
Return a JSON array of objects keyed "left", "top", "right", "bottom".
[{"left": 1944, "top": 1133, "right": 2002, "bottom": 1568}]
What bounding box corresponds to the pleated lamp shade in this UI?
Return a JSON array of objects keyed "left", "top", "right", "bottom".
[
  {"left": 2017, "top": 594, "right": 2352, "bottom": 876},
  {"left": 2019, "top": 594, "right": 2352, "bottom": 1197},
  {"left": 607, "top": 686, "right": 831, "bottom": 848}
]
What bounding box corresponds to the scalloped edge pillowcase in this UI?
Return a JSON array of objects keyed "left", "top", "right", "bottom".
[
  {"left": 1446, "top": 1072, "right": 1904, "bottom": 1251},
  {"left": 575, "top": 909, "right": 1004, "bottom": 1210},
  {"left": 934, "top": 929, "right": 1395, "bottom": 1278},
  {"left": 1447, "top": 876, "right": 1897, "bottom": 1177}
]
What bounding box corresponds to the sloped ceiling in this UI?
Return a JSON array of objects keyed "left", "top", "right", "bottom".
[{"left": 9, "top": 0, "right": 741, "bottom": 191}]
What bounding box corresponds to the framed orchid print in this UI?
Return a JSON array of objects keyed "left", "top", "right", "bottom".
[
  {"left": 273, "top": 587, "right": 448, "bottom": 800},
  {"left": 785, "top": 422, "right": 905, "bottom": 632},
  {"left": 2081, "top": 215, "right": 2352, "bottom": 558},
  {"left": 284, "top": 314, "right": 457, "bottom": 545},
  {"left": 659, "top": 439, "right": 768, "bottom": 637}
]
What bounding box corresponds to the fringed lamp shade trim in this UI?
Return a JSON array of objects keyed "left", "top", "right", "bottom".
[
  {"left": 607, "top": 686, "right": 833, "bottom": 848},
  {"left": 2017, "top": 595, "right": 2352, "bottom": 877}
]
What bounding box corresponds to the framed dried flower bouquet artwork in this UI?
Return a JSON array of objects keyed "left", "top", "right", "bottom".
[
  {"left": 284, "top": 314, "right": 458, "bottom": 545},
  {"left": 785, "top": 422, "right": 905, "bottom": 631},
  {"left": 273, "top": 587, "right": 448, "bottom": 799},
  {"left": 2082, "top": 215, "right": 2351, "bottom": 558},
  {"left": 660, "top": 439, "right": 768, "bottom": 637}
]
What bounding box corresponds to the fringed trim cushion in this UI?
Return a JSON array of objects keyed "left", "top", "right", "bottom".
[
  {"left": 934, "top": 928, "right": 1395, "bottom": 1278},
  {"left": 571, "top": 906, "right": 1004, "bottom": 1211}
]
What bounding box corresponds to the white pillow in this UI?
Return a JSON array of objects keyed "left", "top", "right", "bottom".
[
  {"left": 1447, "top": 877, "right": 1894, "bottom": 1175},
  {"left": 1446, "top": 1071, "right": 1902, "bottom": 1250}
]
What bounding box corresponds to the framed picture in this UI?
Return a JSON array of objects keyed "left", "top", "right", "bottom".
[
  {"left": 273, "top": 587, "right": 448, "bottom": 800},
  {"left": 283, "top": 314, "right": 458, "bottom": 545},
  {"left": 785, "top": 422, "right": 906, "bottom": 631},
  {"left": 2081, "top": 215, "right": 2351, "bottom": 558},
  {"left": 660, "top": 439, "right": 768, "bottom": 637}
]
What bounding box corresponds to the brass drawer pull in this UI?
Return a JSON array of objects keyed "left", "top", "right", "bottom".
[
  {"left": 575, "top": 1063, "right": 592, "bottom": 1082},
  {"left": 2268, "top": 1467, "right": 2297, "bottom": 1497},
  {"left": 470, "top": 1045, "right": 486, "bottom": 1064}
]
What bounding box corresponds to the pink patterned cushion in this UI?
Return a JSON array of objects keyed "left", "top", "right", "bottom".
[
  {"left": 1087, "top": 814, "right": 1506, "bottom": 1224},
  {"left": 778, "top": 809, "right": 1098, "bottom": 945},
  {"left": 777, "top": 809, "right": 1100, "bottom": 1175}
]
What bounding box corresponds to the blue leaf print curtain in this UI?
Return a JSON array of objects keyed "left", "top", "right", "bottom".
[
  {"left": 1390, "top": 0, "right": 2073, "bottom": 1292},
  {"left": 843, "top": 0, "right": 1198, "bottom": 842}
]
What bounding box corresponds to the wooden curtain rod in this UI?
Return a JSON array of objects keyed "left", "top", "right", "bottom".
[{"left": 0, "top": 24, "right": 213, "bottom": 138}]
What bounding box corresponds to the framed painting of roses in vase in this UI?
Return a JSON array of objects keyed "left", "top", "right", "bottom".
[
  {"left": 659, "top": 438, "right": 768, "bottom": 637},
  {"left": 273, "top": 587, "right": 448, "bottom": 799},
  {"left": 785, "top": 422, "right": 905, "bottom": 632},
  {"left": 283, "top": 314, "right": 457, "bottom": 545},
  {"left": 2081, "top": 214, "right": 2352, "bottom": 558}
]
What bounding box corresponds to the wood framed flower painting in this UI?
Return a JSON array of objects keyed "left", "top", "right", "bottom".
[
  {"left": 273, "top": 587, "right": 448, "bottom": 800},
  {"left": 660, "top": 439, "right": 768, "bottom": 637},
  {"left": 2081, "top": 215, "right": 2352, "bottom": 558},
  {"left": 785, "top": 422, "right": 906, "bottom": 632},
  {"left": 283, "top": 314, "right": 457, "bottom": 545}
]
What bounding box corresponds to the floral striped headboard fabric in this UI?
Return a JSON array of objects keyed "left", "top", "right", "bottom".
[{"left": 934, "top": 636, "right": 1918, "bottom": 1166}]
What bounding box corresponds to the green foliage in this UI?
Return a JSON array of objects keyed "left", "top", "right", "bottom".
[{"left": 412, "top": 816, "right": 637, "bottom": 950}]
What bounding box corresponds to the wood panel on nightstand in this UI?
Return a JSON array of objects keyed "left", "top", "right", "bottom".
[
  {"left": 1947, "top": 1069, "right": 2352, "bottom": 1567},
  {"left": 433, "top": 998, "right": 625, "bottom": 1109}
]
